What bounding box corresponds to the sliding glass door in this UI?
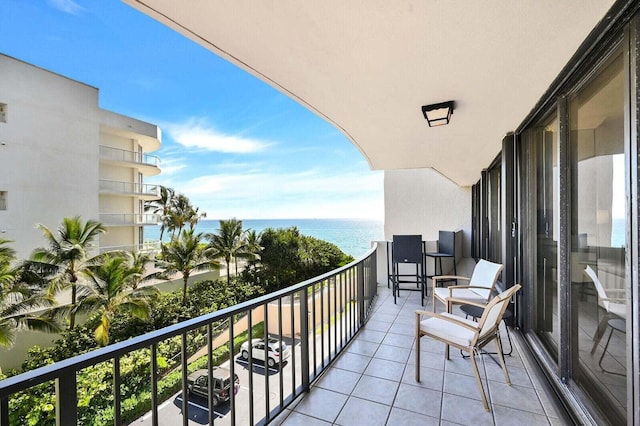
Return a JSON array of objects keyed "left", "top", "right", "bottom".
[{"left": 569, "top": 48, "right": 627, "bottom": 421}]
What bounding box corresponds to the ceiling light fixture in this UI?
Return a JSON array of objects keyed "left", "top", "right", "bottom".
[{"left": 421, "top": 101, "right": 454, "bottom": 127}]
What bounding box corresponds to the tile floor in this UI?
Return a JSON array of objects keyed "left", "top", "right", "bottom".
[{"left": 273, "top": 281, "right": 570, "bottom": 425}]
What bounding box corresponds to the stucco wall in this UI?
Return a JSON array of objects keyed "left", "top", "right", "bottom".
[
  {"left": 384, "top": 168, "right": 472, "bottom": 258},
  {"left": 0, "top": 55, "right": 100, "bottom": 259},
  {"left": 0, "top": 54, "right": 161, "bottom": 259}
]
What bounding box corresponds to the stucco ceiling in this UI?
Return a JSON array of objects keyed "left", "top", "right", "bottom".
[{"left": 124, "top": 0, "right": 615, "bottom": 186}]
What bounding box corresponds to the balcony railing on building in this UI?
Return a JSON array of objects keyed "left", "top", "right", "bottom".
[
  {"left": 99, "top": 240, "right": 162, "bottom": 254},
  {"left": 99, "top": 180, "right": 161, "bottom": 198},
  {"left": 0, "top": 248, "right": 378, "bottom": 426},
  {"left": 99, "top": 145, "right": 160, "bottom": 168},
  {"left": 99, "top": 213, "right": 161, "bottom": 226}
]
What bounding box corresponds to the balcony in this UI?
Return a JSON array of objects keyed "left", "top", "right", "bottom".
[
  {"left": 0, "top": 249, "right": 378, "bottom": 425},
  {"left": 99, "top": 213, "right": 161, "bottom": 227},
  {"left": 99, "top": 240, "right": 162, "bottom": 254},
  {"left": 0, "top": 247, "right": 570, "bottom": 425},
  {"left": 274, "top": 279, "right": 566, "bottom": 425},
  {"left": 99, "top": 145, "right": 161, "bottom": 176},
  {"left": 99, "top": 180, "right": 161, "bottom": 200}
]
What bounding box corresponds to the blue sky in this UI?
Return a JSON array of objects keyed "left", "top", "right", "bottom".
[{"left": 0, "top": 0, "right": 384, "bottom": 220}]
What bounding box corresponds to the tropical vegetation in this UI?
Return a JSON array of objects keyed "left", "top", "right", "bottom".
[
  {"left": 0, "top": 189, "right": 355, "bottom": 425},
  {"left": 0, "top": 239, "right": 61, "bottom": 349},
  {"left": 154, "top": 228, "right": 219, "bottom": 305},
  {"left": 206, "top": 218, "right": 258, "bottom": 285},
  {"left": 26, "top": 216, "right": 106, "bottom": 330}
]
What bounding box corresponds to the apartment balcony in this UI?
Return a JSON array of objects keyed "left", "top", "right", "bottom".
[
  {"left": 99, "top": 145, "right": 161, "bottom": 176},
  {"left": 99, "top": 240, "right": 162, "bottom": 254},
  {"left": 99, "top": 213, "right": 160, "bottom": 227},
  {"left": 99, "top": 179, "right": 161, "bottom": 200},
  {"left": 0, "top": 248, "right": 568, "bottom": 425},
  {"left": 275, "top": 281, "right": 566, "bottom": 425}
]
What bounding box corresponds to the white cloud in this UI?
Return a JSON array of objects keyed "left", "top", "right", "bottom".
[
  {"left": 166, "top": 119, "right": 270, "bottom": 153},
  {"left": 47, "top": 0, "right": 83, "bottom": 14},
  {"left": 155, "top": 156, "right": 187, "bottom": 176},
  {"left": 169, "top": 169, "right": 384, "bottom": 219}
]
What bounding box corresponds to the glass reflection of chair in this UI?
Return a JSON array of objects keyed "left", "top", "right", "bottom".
[
  {"left": 415, "top": 285, "right": 521, "bottom": 412},
  {"left": 584, "top": 265, "right": 626, "bottom": 375},
  {"left": 391, "top": 235, "right": 426, "bottom": 305}
]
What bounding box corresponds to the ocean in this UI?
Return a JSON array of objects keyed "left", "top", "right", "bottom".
[{"left": 145, "top": 218, "right": 384, "bottom": 258}]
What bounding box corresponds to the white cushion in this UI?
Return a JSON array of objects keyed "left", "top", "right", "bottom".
[{"left": 420, "top": 313, "right": 478, "bottom": 347}]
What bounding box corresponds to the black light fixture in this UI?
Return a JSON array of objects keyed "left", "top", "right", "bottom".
[{"left": 421, "top": 101, "right": 454, "bottom": 127}]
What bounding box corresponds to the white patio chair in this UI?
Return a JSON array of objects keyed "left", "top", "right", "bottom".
[
  {"left": 432, "top": 259, "right": 503, "bottom": 313},
  {"left": 416, "top": 284, "right": 521, "bottom": 412}
]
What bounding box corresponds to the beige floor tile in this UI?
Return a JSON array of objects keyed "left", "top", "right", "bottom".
[
  {"left": 294, "top": 388, "right": 348, "bottom": 423},
  {"left": 335, "top": 396, "right": 391, "bottom": 426}
]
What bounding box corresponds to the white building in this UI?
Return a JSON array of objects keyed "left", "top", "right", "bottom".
[{"left": 0, "top": 54, "right": 161, "bottom": 260}]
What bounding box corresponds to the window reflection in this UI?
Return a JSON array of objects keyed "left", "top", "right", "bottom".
[{"left": 570, "top": 50, "right": 626, "bottom": 421}]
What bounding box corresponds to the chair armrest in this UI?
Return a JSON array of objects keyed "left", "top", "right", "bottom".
[
  {"left": 416, "top": 309, "right": 438, "bottom": 318},
  {"left": 416, "top": 310, "right": 479, "bottom": 332},
  {"left": 447, "top": 297, "right": 487, "bottom": 308},
  {"left": 432, "top": 276, "right": 470, "bottom": 288}
]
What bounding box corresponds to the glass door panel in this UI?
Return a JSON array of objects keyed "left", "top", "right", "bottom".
[
  {"left": 487, "top": 165, "right": 502, "bottom": 263},
  {"left": 534, "top": 115, "right": 559, "bottom": 358},
  {"left": 569, "top": 49, "right": 627, "bottom": 421}
]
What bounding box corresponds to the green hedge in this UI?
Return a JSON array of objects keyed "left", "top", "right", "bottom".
[{"left": 9, "top": 275, "right": 265, "bottom": 426}]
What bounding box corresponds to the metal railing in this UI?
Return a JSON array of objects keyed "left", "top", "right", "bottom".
[
  {"left": 0, "top": 247, "right": 378, "bottom": 426},
  {"left": 99, "top": 180, "right": 161, "bottom": 197},
  {"left": 99, "top": 145, "right": 160, "bottom": 168},
  {"left": 99, "top": 240, "right": 162, "bottom": 254},
  {"left": 99, "top": 213, "right": 161, "bottom": 226}
]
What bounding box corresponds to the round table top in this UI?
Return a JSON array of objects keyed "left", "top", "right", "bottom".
[
  {"left": 459, "top": 303, "right": 513, "bottom": 320},
  {"left": 425, "top": 252, "right": 454, "bottom": 258},
  {"left": 608, "top": 318, "right": 626, "bottom": 333}
]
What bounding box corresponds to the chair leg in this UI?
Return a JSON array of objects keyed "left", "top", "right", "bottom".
[
  {"left": 415, "top": 317, "right": 421, "bottom": 382},
  {"left": 432, "top": 286, "right": 436, "bottom": 312},
  {"left": 444, "top": 299, "right": 452, "bottom": 359},
  {"left": 469, "top": 348, "right": 490, "bottom": 412},
  {"left": 591, "top": 316, "right": 610, "bottom": 355},
  {"left": 597, "top": 326, "right": 614, "bottom": 371},
  {"left": 494, "top": 336, "right": 511, "bottom": 385}
]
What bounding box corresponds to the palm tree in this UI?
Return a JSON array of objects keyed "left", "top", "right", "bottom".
[
  {"left": 245, "top": 229, "right": 263, "bottom": 265},
  {"left": 0, "top": 238, "right": 16, "bottom": 263},
  {"left": 77, "top": 255, "right": 158, "bottom": 346},
  {"left": 125, "top": 250, "right": 154, "bottom": 290},
  {"left": 155, "top": 229, "right": 219, "bottom": 305},
  {"left": 0, "top": 240, "right": 61, "bottom": 349},
  {"left": 166, "top": 193, "right": 203, "bottom": 238},
  {"left": 206, "top": 218, "right": 252, "bottom": 285},
  {"left": 186, "top": 205, "right": 206, "bottom": 230},
  {"left": 28, "top": 216, "right": 106, "bottom": 330},
  {"left": 145, "top": 185, "right": 175, "bottom": 241}
]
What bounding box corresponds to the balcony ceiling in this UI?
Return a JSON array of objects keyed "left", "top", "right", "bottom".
[{"left": 124, "top": 0, "right": 615, "bottom": 186}]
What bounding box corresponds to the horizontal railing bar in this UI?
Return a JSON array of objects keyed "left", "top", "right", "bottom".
[
  {"left": 0, "top": 247, "right": 376, "bottom": 397},
  {"left": 99, "top": 145, "right": 160, "bottom": 167}
]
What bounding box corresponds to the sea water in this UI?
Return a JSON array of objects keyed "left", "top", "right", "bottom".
[{"left": 146, "top": 218, "right": 384, "bottom": 258}]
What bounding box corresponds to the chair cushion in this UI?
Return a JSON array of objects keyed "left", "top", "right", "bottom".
[
  {"left": 434, "top": 287, "right": 487, "bottom": 304},
  {"left": 419, "top": 313, "right": 478, "bottom": 347}
]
